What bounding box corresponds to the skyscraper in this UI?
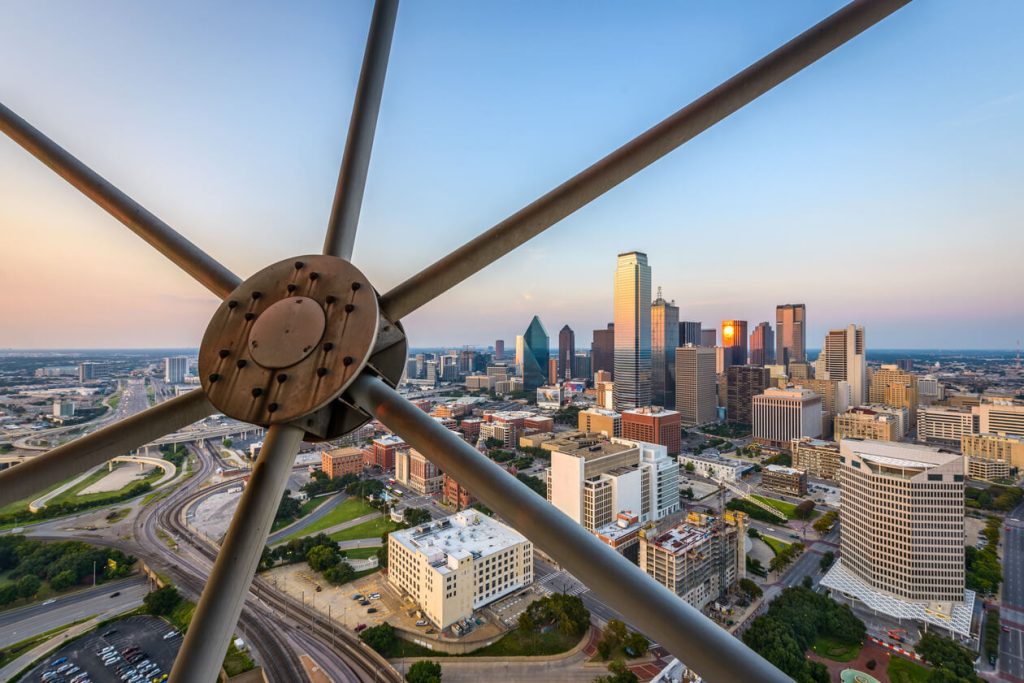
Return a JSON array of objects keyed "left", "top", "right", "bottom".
[
  {"left": 775, "top": 304, "right": 806, "bottom": 367},
  {"left": 520, "top": 316, "right": 549, "bottom": 391},
  {"left": 700, "top": 329, "right": 717, "bottom": 347},
  {"left": 821, "top": 324, "right": 866, "bottom": 406},
  {"left": 749, "top": 322, "right": 774, "bottom": 366},
  {"left": 651, "top": 289, "right": 679, "bottom": 408},
  {"left": 675, "top": 345, "right": 717, "bottom": 427},
  {"left": 725, "top": 365, "right": 770, "bottom": 425},
  {"left": 679, "top": 321, "right": 702, "bottom": 347},
  {"left": 514, "top": 336, "right": 525, "bottom": 376},
  {"left": 495, "top": 339, "right": 504, "bottom": 360},
  {"left": 721, "top": 320, "right": 748, "bottom": 366},
  {"left": 591, "top": 323, "right": 615, "bottom": 378},
  {"left": 558, "top": 325, "right": 575, "bottom": 381},
  {"left": 164, "top": 356, "right": 187, "bottom": 384},
  {"left": 613, "top": 252, "right": 651, "bottom": 410}
]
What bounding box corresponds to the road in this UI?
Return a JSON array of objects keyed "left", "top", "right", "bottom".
[
  {"left": 0, "top": 576, "right": 148, "bottom": 648},
  {"left": 999, "top": 501, "right": 1024, "bottom": 681},
  {"left": 267, "top": 492, "right": 347, "bottom": 545}
]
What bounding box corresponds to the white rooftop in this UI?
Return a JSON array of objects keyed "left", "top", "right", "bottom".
[
  {"left": 391, "top": 510, "right": 528, "bottom": 574},
  {"left": 765, "top": 464, "right": 802, "bottom": 475},
  {"left": 374, "top": 434, "right": 406, "bottom": 446},
  {"left": 622, "top": 406, "right": 679, "bottom": 418},
  {"left": 583, "top": 407, "right": 621, "bottom": 418}
]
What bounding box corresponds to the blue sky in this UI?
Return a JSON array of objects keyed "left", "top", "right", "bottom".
[{"left": 1, "top": 1, "right": 1021, "bottom": 349}]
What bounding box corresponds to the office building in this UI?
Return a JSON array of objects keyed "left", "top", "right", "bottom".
[
  {"left": 621, "top": 407, "right": 682, "bottom": 456},
  {"left": 820, "top": 324, "right": 867, "bottom": 405},
  {"left": 868, "top": 364, "right": 919, "bottom": 425},
  {"left": 675, "top": 345, "right": 717, "bottom": 427},
  {"left": 545, "top": 432, "right": 679, "bottom": 530},
  {"left": 966, "top": 457, "right": 1010, "bottom": 481},
  {"left": 613, "top": 252, "right": 652, "bottom": 410},
  {"left": 790, "top": 438, "right": 841, "bottom": 480},
  {"left": 443, "top": 473, "right": 475, "bottom": 510},
  {"left": 394, "top": 448, "right": 444, "bottom": 495},
  {"left": 793, "top": 378, "right": 851, "bottom": 439},
  {"left": 387, "top": 510, "right": 532, "bottom": 629},
  {"left": 78, "top": 361, "right": 99, "bottom": 383},
  {"left": 679, "top": 321, "right": 702, "bottom": 347},
  {"left": 52, "top": 399, "right": 75, "bottom": 418},
  {"left": 520, "top": 316, "right": 550, "bottom": 391},
  {"left": 639, "top": 511, "right": 745, "bottom": 613},
  {"left": 593, "top": 512, "right": 642, "bottom": 563},
  {"left": 821, "top": 440, "right": 971, "bottom": 637},
  {"left": 547, "top": 358, "right": 559, "bottom": 386},
  {"left": 917, "top": 405, "right": 977, "bottom": 447},
  {"left": 164, "top": 356, "right": 188, "bottom": 384},
  {"left": 558, "top": 325, "right": 575, "bottom": 381},
  {"left": 494, "top": 339, "right": 504, "bottom": 360},
  {"left": 918, "top": 376, "right": 944, "bottom": 403},
  {"left": 761, "top": 464, "right": 807, "bottom": 496},
  {"left": 775, "top": 304, "right": 806, "bottom": 367},
  {"left": 974, "top": 402, "right": 1024, "bottom": 438},
  {"left": 752, "top": 387, "right": 822, "bottom": 448},
  {"left": 573, "top": 352, "right": 591, "bottom": 381},
  {"left": 466, "top": 375, "right": 495, "bottom": 392},
  {"left": 834, "top": 407, "right": 899, "bottom": 442},
  {"left": 721, "top": 320, "right": 748, "bottom": 367},
  {"left": 591, "top": 323, "right": 615, "bottom": 378},
  {"left": 961, "top": 432, "right": 1024, "bottom": 471},
  {"left": 725, "top": 366, "right": 770, "bottom": 425},
  {"left": 896, "top": 358, "right": 913, "bottom": 371},
  {"left": 596, "top": 380, "right": 615, "bottom": 410},
  {"left": 366, "top": 434, "right": 406, "bottom": 470},
  {"left": 700, "top": 329, "right": 717, "bottom": 348},
  {"left": 651, "top": 290, "right": 679, "bottom": 408},
  {"left": 321, "top": 447, "right": 363, "bottom": 478},
  {"left": 749, "top": 322, "right": 774, "bottom": 367},
  {"left": 677, "top": 451, "right": 752, "bottom": 483},
  {"left": 578, "top": 408, "right": 622, "bottom": 438}
]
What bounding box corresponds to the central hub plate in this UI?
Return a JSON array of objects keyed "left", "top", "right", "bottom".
[{"left": 198, "top": 254, "right": 379, "bottom": 427}]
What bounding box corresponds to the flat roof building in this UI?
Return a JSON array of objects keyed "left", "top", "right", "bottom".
[
  {"left": 621, "top": 406, "right": 682, "bottom": 456},
  {"left": 834, "top": 406, "right": 899, "bottom": 443},
  {"left": 322, "top": 447, "right": 363, "bottom": 479},
  {"left": 917, "top": 405, "right": 977, "bottom": 447},
  {"left": 790, "top": 438, "right": 841, "bottom": 480},
  {"left": 761, "top": 464, "right": 807, "bottom": 496},
  {"left": 752, "top": 387, "right": 822, "bottom": 448},
  {"left": 677, "top": 450, "right": 751, "bottom": 483},
  {"left": 578, "top": 408, "right": 622, "bottom": 438}
]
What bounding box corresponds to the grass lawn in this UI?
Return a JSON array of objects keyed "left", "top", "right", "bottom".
[
  {"left": 282, "top": 496, "right": 374, "bottom": 541},
  {"left": 751, "top": 494, "right": 821, "bottom": 521},
  {"left": 107, "top": 393, "right": 122, "bottom": 410},
  {"left": 223, "top": 640, "right": 255, "bottom": 676},
  {"left": 342, "top": 547, "right": 379, "bottom": 560},
  {"left": 888, "top": 656, "right": 931, "bottom": 683},
  {"left": 810, "top": 636, "right": 862, "bottom": 662},
  {"left": 762, "top": 536, "right": 792, "bottom": 556},
  {"left": 390, "top": 638, "right": 446, "bottom": 657},
  {"left": 328, "top": 517, "right": 399, "bottom": 542},
  {"left": 0, "top": 477, "right": 69, "bottom": 516},
  {"left": 468, "top": 627, "right": 583, "bottom": 657},
  {"left": 270, "top": 495, "right": 331, "bottom": 533}
]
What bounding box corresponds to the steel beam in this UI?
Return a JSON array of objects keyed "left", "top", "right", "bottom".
[
  {"left": 170, "top": 423, "right": 304, "bottom": 683},
  {"left": 0, "top": 390, "right": 214, "bottom": 507},
  {"left": 379, "top": 0, "right": 910, "bottom": 321},
  {"left": 0, "top": 101, "right": 242, "bottom": 299},
  {"left": 322, "top": 0, "right": 399, "bottom": 260},
  {"left": 347, "top": 374, "right": 793, "bottom": 683}
]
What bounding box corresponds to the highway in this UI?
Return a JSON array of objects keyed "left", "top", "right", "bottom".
[
  {"left": 1000, "top": 501, "right": 1024, "bottom": 681},
  {"left": 0, "top": 576, "right": 148, "bottom": 648}
]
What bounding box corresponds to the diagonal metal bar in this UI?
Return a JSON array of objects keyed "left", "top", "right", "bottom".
[
  {"left": 347, "top": 374, "right": 792, "bottom": 683},
  {"left": 170, "top": 423, "right": 304, "bottom": 683},
  {"left": 322, "top": 0, "right": 399, "bottom": 260},
  {"left": 0, "top": 389, "right": 214, "bottom": 508},
  {"left": 0, "top": 101, "right": 242, "bottom": 299},
  {"left": 379, "top": 0, "right": 911, "bottom": 321}
]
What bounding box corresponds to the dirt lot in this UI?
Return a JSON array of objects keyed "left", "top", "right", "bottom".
[{"left": 80, "top": 462, "right": 154, "bottom": 495}]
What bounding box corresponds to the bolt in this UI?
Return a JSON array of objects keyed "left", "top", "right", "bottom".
[
  {"left": 236, "top": 360, "right": 247, "bottom": 369},
  {"left": 325, "top": 295, "right": 336, "bottom": 305},
  {"left": 344, "top": 304, "right": 355, "bottom": 313},
  {"left": 317, "top": 367, "right": 329, "bottom": 377},
  {"left": 227, "top": 300, "right": 238, "bottom": 309},
  {"left": 209, "top": 373, "right": 220, "bottom": 383},
  {"left": 252, "top": 291, "right": 262, "bottom": 300},
  {"left": 343, "top": 356, "right": 354, "bottom": 366},
  {"left": 219, "top": 349, "right": 230, "bottom": 359},
  {"left": 277, "top": 373, "right": 288, "bottom": 383},
  {"left": 245, "top": 312, "right": 256, "bottom": 321},
  {"left": 323, "top": 342, "right": 334, "bottom": 351},
  {"left": 252, "top": 388, "right": 263, "bottom": 398},
  {"left": 294, "top": 261, "right": 305, "bottom": 270},
  {"left": 309, "top": 272, "right": 320, "bottom": 281},
  {"left": 268, "top": 403, "right": 279, "bottom": 413},
  {"left": 351, "top": 282, "right": 361, "bottom": 291},
  {"left": 287, "top": 284, "right": 297, "bottom": 293}
]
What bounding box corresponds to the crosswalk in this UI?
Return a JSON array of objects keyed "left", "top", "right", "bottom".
[{"left": 537, "top": 569, "right": 590, "bottom": 597}]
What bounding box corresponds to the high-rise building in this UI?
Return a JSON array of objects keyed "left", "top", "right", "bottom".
[
  {"left": 775, "top": 304, "right": 806, "bottom": 367},
  {"left": 621, "top": 407, "right": 682, "bottom": 456},
  {"left": 514, "top": 335, "right": 525, "bottom": 376},
  {"left": 573, "top": 352, "right": 591, "bottom": 380},
  {"left": 651, "top": 290, "right": 679, "bottom": 408},
  {"left": 792, "top": 378, "right": 851, "bottom": 439},
  {"left": 495, "top": 339, "right": 505, "bottom": 360},
  {"left": 974, "top": 402, "right": 1024, "bottom": 438},
  {"left": 679, "top": 321, "right": 702, "bottom": 347},
  {"left": 868, "top": 364, "right": 919, "bottom": 425},
  {"left": 520, "top": 316, "right": 550, "bottom": 391},
  {"left": 78, "top": 361, "right": 97, "bottom": 383},
  {"left": 548, "top": 358, "right": 559, "bottom": 386},
  {"left": 896, "top": 358, "right": 914, "bottom": 371},
  {"left": 591, "top": 323, "right": 615, "bottom": 378},
  {"left": 917, "top": 405, "right": 977, "bottom": 447},
  {"left": 752, "top": 387, "right": 822, "bottom": 447},
  {"left": 749, "top": 322, "right": 774, "bottom": 367},
  {"left": 164, "top": 356, "right": 188, "bottom": 384},
  {"left": 675, "top": 345, "right": 717, "bottom": 427},
  {"left": 613, "top": 252, "right": 651, "bottom": 410},
  {"left": 558, "top": 325, "right": 575, "bottom": 381},
  {"left": 394, "top": 448, "right": 444, "bottom": 494},
  {"left": 820, "top": 324, "right": 866, "bottom": 406},
  {"left": 700, "top": 329, "right": 717, "bottom": 348},
  {"left": 724, "top": 365, "right": 770, "bottom": 425},
  {"left": 721, "top": 320, "right": 748, "bottom": 367},
  {"left": 821, "top": 441, "right": 970, "bottom": 637}
]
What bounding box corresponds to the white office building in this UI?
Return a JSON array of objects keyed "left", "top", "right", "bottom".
[{"left": 164, "top": 356, "right": 188, "bottom": 384}]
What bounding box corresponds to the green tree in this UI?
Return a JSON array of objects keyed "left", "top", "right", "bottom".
[
  {"left": 16, "top": 574, "right": 41, "bottom": 599},
  {"left": 684, "top": 462, "right": 695, "bottom": 473},
  {"left": 50, "top": 569, "right": 79, "bottom": 591},
  {"left": 143, "top": 585, "right": 182, "bottom": 616},
  {"left": 794, "top": 500, "right": 815, "bottom": 520},
  {"left": 625, "top": 631, "right": 649, "bottom": 657},
  {"left": 403, "top": 507, "right": 432, "bottom": 526},
  {"left": 594, "top": 659, "right": 639, "bottom": 683},
  {"left": 324, "top": 562, "right": 355, "bottom": 585},
  {"left": 307, "top": 545, "right": 340, "bottom": 572},
  {"left": 915, "top": 633, "right": 979, "bottom": 681},
  {"left": 406, "top": 660, "right": 442, "bottom": 683},
  {"left": 359, "top": 622, "right": 396, "bottom": 655},
  {"left": 739, "top": 578, "right": 763, "bottom": 599},
  {"left": 820, "top": 551, "right": 835, "bottom": 571}
]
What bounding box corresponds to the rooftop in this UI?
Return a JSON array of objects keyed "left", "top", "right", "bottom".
[
  {"left": 765, "top": 464, "right": 802, "bottom": 475},
  {"left": 548, "top": 432, "right": 636, "bottom": 460},
  {"left": 374, "top": 434, "right": 406, "bottom": 447},
  {"left": 648, "top": 522, "right": 717, "bottom": 556},
  {"left": 391, "top": 510, "right": 528, "bottom": 573},
  {"left": 581, "top": 407, "right": 621, "bottom": 418},
  {"left": 679, "top": 450, "right": 748, "bottom": 469},
  {"left": 622, "top": 406, "right": 679, "bottom": 418}
]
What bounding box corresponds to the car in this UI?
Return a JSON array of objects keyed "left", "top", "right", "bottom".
[
  {"left": 352, "top": 594, "right": 364, "bottom": 601},
  {"left": 354, "top": 624, "right": 368, "bottom": 633},
  {"left": 162, "top": 630, "right": 179, "bottom": 640},
  {"left": 110, "top": 591, "right": 121, "bottom": 598},
  {"left": 152, "top": 674, "right": 169, "bottom": 682},
  {"left": 369, "top": 593, "right": 381, "bottom": 599},
  {"left": 1003, "top": 626, "right": 1011, "bottom": 633},
  {"left": 359, "top": 600, "right": 370, "bottom": 606},
  {"left": 103, "top": 629, "right": 118, "bottom": 637},
  {"left": 51, "top": 657, "right": 68, "bottom": 666},
  {"left": 367, "top": 608, "right": 378, "bottom": 614},
  {"left": 43, "top": 598, "right": 57, "bottom": 605},
  {"left": 415, "top": 620, "right": 428, "bottom": 627}
]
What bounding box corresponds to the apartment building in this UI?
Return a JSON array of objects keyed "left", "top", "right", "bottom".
[{"left": 790, "top": 438, "right": 841, "bottom": 480}]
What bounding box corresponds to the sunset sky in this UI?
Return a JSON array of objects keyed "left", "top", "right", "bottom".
[{"left": 1, "top": 1, "right": 1022, "bottom": 350}]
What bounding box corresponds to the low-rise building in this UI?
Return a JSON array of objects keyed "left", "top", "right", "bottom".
[
  {"left": 366, "top": 434, "right": 406, "bottom": 470},
  {"left": 967, "top": 456, "right": 1011, "bottom": 482},
  {"left": 593, "top": 512, "right": 642, "bottom": 564},
  {"left": 321, "top": 447, "right": 363, "bottom": 478},
  {"left": 790, "top": 438, "right": 841, "bottom": 480},
  {"left": 752, "top": 387, "right": 822, "bottom": 448},
  {"left": 917, "top": 405, "right": 977, "bottom": 447},
  {"left": 443, "top": 473, "right": 475, "bottom": 510},
  {"left": 465, "top": 375, "right": 496, "bottom": 391},
  {"left": 961, "top": 432, "right": 1024, "bottom": 471},
  {"left": 395, "top": 448, "right": 444, "bottom": 494},
  {"left": 761, "top": 464, "right": 807, "bottom": 496},
  {"left": 677, "top": 450, "right": 751, "bottom": 483},
  {"left": 387, "top": 510, "right": 533, "bottom": 629},
  {"left": 621, "top": 407, "right": 682, "bottom": 456},
  {"left": 834, "top": 406, "right": 899, "bottom": 442},
  {"left": 578, "top": 408, "right": 622, "bottom": 438}
]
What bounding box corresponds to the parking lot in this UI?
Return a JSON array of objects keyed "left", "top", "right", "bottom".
[{"left": 21, "top": 615, "right": 180, "bottom": 683}]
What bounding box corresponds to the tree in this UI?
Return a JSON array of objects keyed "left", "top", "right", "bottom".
[
  {"left": 359, "top": 622, "right": 396, "bottom": 655},
  {"left": 324, "top": 562, "right": 355, "bottom": 585},
  {"left": 820, "top": 551, "right": 835, "bottom": 571},
  {"left": 684, "top": 462, "right": 695, "bottom": 473},
  {"left": 406, "top": 660, "right": 442, "bottom": 683},
  {"left": 594, "top": 659, "right": 639, "bottom": 683},
  {"left": 739, "top": 578, "right": 763, "bottom": 599},
  {"left": 222, "top": 437, "right": 233, "bottom": 448},
  {"left": 747, "top": 527, "right": 760, "bottom": 539},
  {"left": 794, "top": 500, "right": 815, "bottom": 520},
  {"left": 50, "top": 569, "right": 79, "bottom": 591},
  {"left": 403, "top": 507, "right": 432, "bottom": 526},
  {"left": 16, "top": 574, "right": 40, "bottom": 599},
  {"left": 144, "top": 586, "right": 182, "bottom": 616},
  {"left": 307, "top": 545, "right": 340, "bottom": 572},
  {"left": 516, "top": 473, "right": 546, "bottom": 497},
  {"left": 802, "top": 576, "right": 813, "bottom": 589},
  {"left": 915, "top": 633, "right": 979, "bottom": 680},
  {"left": 597, "top": 619, "right": 628, "bottom": 660},
  {"left": 813, "top": 510, "right": 838, "bottom": 534},
  {"left": 625, "top": 631, "right": 649, "bottom": 657},
  {"left": 274, "top": 490, "right": 302, "bottom": 525}
]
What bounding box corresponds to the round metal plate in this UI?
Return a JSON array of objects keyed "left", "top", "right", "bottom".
[{"left": 198, "top": 255, "right": 379, "bottom": 426}]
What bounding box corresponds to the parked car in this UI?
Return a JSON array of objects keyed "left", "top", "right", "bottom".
[
  {"left": 367, "top": 608, "right": 378, "bottom": 614},
  {"left": 354, "top": 624, "right": 368, "bottom": 633},
  {"left": 415, "top": 620, "right": 428, "bottom": 627}
]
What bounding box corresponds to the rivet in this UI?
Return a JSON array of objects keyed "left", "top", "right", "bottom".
[
  {"left": 227, "top": 300, "right": 238, "bottom": 309},
  {"left": 309, "top": 272, "right": 320, "bottom": 281},
  {"left": 252, "top": 388, "right": 263, "bottom": 398},
  {"left": 277, "top": 373, "right": 288, "bottom": 383},
  {"left": 236, "top": 359, "right": 247, "bottom": 369},
  {"left": 343, "top": 356, "right": 354, "bottom": 366},
  {"left": 209, "top": 373, "right": 220, "bottom": 383},
  {"left": 268, "top": 403, "right": 279, "bottom": 413},
  {"left": 351, "top": 282, "right": 361, "bottom": 291},
  {"left": 219, "top": 349, "right": 230, "bottom": 359},
  {"left": 344, "top": 304, "right": 355, "bottom": 313},
  {"left": 245, "top": 312, "right": 256, "bottom": 321},
  {"left": 323, "top": 342, "right": 334, "bottom": 351},
  {"left": 294, "top": 261, "right": 305, "bottom": 270},
  {"left": 325, "top": 295, "right": 336, "bottom": 305},
  {"left": 252, "top": 291, "right": 262, "bottom": 300},
  {"left": 287, "top": 284, "right": 297, "bottom": 293},
  {"left": 316, "top": 367, "right": 328, "bottom": 377}
]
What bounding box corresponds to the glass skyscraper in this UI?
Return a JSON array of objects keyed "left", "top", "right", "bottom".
[
  {"left": 521, "top": 315, "right": 550, "bottom": 391},
  {"left": 651, "top": 289, "right": 679, "bottom": 408},
  {"left": 613, "top": 252, "right": 651, "bottom": 410},
  {"left": 775, "top": 303, "right": 806, "bottom": 367}
]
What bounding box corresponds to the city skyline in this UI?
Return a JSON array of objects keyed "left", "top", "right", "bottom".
[{"left": 1, "top": 2, "right": 1022, "bottom": 349}]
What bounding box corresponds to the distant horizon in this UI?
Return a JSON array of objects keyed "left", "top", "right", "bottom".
[{"left": 1, "top": 346, "right": 1019, "bottom": 355}]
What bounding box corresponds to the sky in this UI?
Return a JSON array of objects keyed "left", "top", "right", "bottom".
[{"left": 1, "top": 1, "right": 1022, "bottom": 350}]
